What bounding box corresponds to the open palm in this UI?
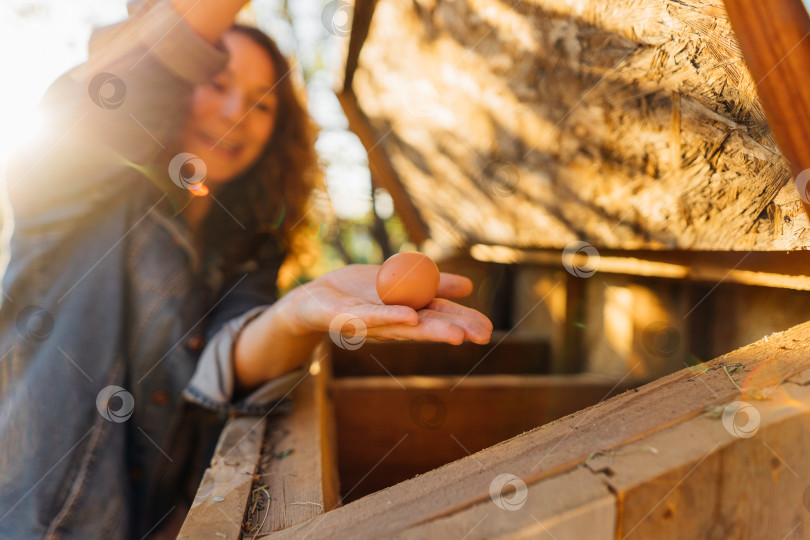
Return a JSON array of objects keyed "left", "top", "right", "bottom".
[{"left": 290, "top": 264, "right": 493, "bottom": 345}]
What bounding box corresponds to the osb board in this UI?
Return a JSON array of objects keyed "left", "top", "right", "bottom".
[{"left": 348, "top": 0, "right": 810, "bottom": 250}]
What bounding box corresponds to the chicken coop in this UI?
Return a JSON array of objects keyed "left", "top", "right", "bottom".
[{"left": 180, "top": 0, "right": 810, "bottom": 537}]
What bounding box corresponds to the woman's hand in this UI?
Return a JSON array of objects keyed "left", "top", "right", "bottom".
[
  {"left": 171, "top": 0, "right": 249, "bottom": 44},
  {"left": 233, "top": 264, "right": 493, "bottom": 392},
  {"left": 286, "top": 265, "right": 493, "bottom": 345}
]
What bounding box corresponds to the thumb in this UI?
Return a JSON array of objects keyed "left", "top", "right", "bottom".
[{"left": 437, "top": 273, "right": 473, "bottom": 298}]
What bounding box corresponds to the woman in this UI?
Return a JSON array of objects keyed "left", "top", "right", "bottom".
[{"left": 0, "top": 0, "right": 492, "bottom": 538}]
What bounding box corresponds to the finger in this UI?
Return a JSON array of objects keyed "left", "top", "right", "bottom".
[
  {"left": 368, "top": 309, "right": 491, "bottom": 345},
  {"left": 424, "top": 298, "right": 494, "bottom": 332},
  {"left": 437, "top": 273, "right": 473, "bottom": 298},
  {"left": 367, "top": 316, "right": 467, "bottom": 345},
  {"left": 342, "top": 303, "right": 419, "bottom": 328},
  {"left": 418, "top": 308, "right": 492, "bottom": 344}
]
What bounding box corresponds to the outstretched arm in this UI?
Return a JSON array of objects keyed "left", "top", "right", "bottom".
[{"left": 232, "top": 265, "right": 493, "bottom": 393}]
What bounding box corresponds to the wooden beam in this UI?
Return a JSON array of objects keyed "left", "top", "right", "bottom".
[
  {"left": 561, "top": 275, "right": 587, "bottom": 374},
  {"left": 329, "top": 332, "right": 550, "bottom": 377},
  {"left": 177, "top": 416, "right": 266, "bottom": 540},
  {"left": 264, "top": 319, "right": 810, "bottom": 539},
  {"left": 470, "top": 245, "right": 810, "bottom": 291},
  {"left": 723, "top": 0, "right": 810, "bottom": 219},
  {"left": 337, "top": 90, "right": 430, "bottom": 244}
]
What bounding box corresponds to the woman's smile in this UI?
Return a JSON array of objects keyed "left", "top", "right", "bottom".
[{"left": 195, "top": 129, "right": 245, "bottom": 159}]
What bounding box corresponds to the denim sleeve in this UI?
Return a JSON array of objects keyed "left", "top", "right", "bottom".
[
  {"left": 184, "top": 243, "right": 311, "bottom": 414},
  {"left": 8, "top": 0, "right": 228, "bottom": 226},
  {"left": 182, "top": 305, "right": 310, "bottom": 415},
  {"left": 204, "top": 254, "right": 285, "bottom": 339}
]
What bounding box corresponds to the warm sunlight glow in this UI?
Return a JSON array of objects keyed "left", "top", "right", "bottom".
[
  {"left": 0, "top": 1, "right": 127, "bottom": 169},
  {"left": 603, "top": 285, "right": 634, "bottom": 370},
  {"left": 188, "top": 183, "right": 210, "bottom": 197}
]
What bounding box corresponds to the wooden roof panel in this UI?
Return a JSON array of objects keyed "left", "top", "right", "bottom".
[{"left": 342, "top": 0, "right": 810, "bottom": 251}]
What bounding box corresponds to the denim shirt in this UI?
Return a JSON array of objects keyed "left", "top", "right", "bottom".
[{"left": 0, "top": 2, "right": 306, "bottom": 538}]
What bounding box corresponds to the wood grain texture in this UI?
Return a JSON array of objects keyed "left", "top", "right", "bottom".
[
  {"left": 341, "top": 0, "right": 810, "bottom": 251},
  {"left": 587, "top": 370, "right": 810, "bottom": 538},
  {"left": 392, "top": 467, "right": 616, "bottom": 540},
  {"left": 243, "top": 352, "right": 340, "bottom": 536},
  {"left": 329, "top": 332, "right": 550, "bottom": 377},
  {"left": 178, "top": 416, "right": 266, "bottom": 540},
  {"left": 724, "top": 0, "right": 810, "bottom": 219},
  {"left": 265, "top": 320, "right": 810, "bottom": 539},
  {"left": 582, "top": 273, "right": 692, "bottom": 381}
]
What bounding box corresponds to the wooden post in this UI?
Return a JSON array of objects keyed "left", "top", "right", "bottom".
[
  {"left": 337, "top": 90, "right": 430, "bottom": 244},
  {"left": 724, "top": 0, "right": 810, "bottom": 218}
]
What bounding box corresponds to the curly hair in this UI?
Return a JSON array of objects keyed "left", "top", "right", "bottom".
[{"left": 202, "top": 24, "right": 321, "bottom": 275}]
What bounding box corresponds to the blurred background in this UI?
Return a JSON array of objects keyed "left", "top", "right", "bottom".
[{"left": 0, "top": 0, "right": 412, "bottom": 286}]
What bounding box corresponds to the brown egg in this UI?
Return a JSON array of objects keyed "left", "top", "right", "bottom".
[{"left": 376, "top": 252, "right": 440, "bottom": 310}]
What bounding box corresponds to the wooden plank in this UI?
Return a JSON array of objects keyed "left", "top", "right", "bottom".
[
  {"left": 331, "top": 374, "right": 641, "bottom": 502},
  {"left": 470, "top": 246, "right": 810, "bottom": 291},
  {"left": 583, "top": 274, "right": 691, "bottom": 381},
  {"left": 511, "top": 265, "right": 567, "bottom": 367},
  {"left": 329, "top": 332, "right": 550, "bottom": 377},
  {"left": 724, "top": 0, "right": 810, "bottom": 219},
  {"left": 177, "top": 416, "right": 266, "bottom": 540},
  {"left": 265, "top": 319, "right": 810, "bottom": 539},
  {"left": 393, "top": 467, "right": 616, "bottom": 540},
  {"left": 704, "top": 284, "right": 810, "bottom": 359},
  {"left": 587, "top": 367, "right": 810, "bottom": 538},
  {"left": 317, "top": 355, "right": 341, "bottom": 515},
  {"left": 243, "top": 349, "right": 340, "bottom": 536}
]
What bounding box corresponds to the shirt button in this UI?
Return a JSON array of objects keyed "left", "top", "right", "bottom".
[
  {"left": 152, "top": 391, "right": 169, "bottom": 405},
  {"left": 187, "top": 334, "right": 205, "bottom": 353}
]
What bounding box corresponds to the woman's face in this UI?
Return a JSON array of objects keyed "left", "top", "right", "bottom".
[{"left": 179, "top": 31, "right": 278, "bottom": 185}]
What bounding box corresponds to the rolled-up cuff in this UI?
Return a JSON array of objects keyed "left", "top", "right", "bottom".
[
  {"left": 183, "top": 306, "right": 309, "bottom": 414},
  {"left": 91, "top": 0, "right": 229, "bottom": 85},
  {"left": 137, "top": 0, "right": 230, "bottom": 84}
]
